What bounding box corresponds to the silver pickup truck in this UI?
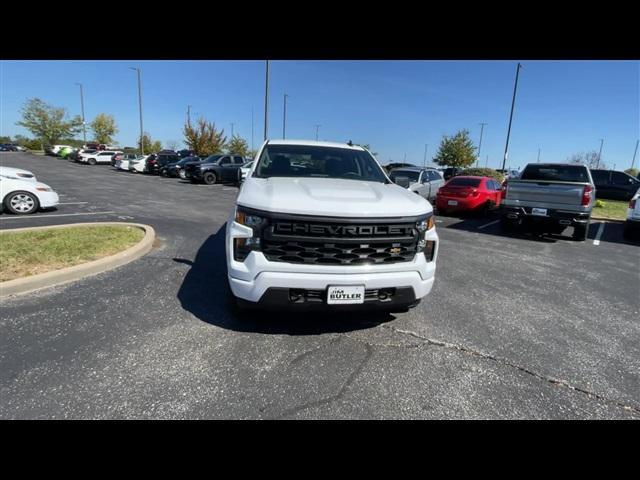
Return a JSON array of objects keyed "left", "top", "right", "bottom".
[{"left": 500, "top": 163, "right": 594, "bottom": 241}]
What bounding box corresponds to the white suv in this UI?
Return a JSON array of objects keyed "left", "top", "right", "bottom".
[
  {"left": 79, "top": 150, "right": 122, "bottom": 165},
  {"left": 226, "top": 140, "right": 439, "bottom": 311}
]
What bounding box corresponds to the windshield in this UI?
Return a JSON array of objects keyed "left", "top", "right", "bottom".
[
  {"left": 521, "top": 165, "right": 590, "bottom": 183},
  {"left": 389, "top": 170, "right": 420, "bottom": 183},
  {"left": 202, "top": 154, "right": 223, "bottom": 164},
  {"left": 254, "top": 144, "right": 388, "bottom": 183},
  {"left": 448, "top": 177, "right": 481, "bottom": 187}
]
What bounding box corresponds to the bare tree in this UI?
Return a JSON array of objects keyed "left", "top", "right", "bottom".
[
  {"left": 568, "top": 150, "right": 606, "bottom": 170},
  {"left": 166, "top": 140, "right": 180, "bottom": 151}
]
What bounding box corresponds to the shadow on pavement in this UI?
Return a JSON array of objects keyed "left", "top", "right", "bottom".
[{"left": 175, "top": 223, "right": 395, "bottom": 335}]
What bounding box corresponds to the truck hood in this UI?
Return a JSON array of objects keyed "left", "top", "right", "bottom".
[{"left": 237, "top": 177, "right": 432, "bottom": 218}]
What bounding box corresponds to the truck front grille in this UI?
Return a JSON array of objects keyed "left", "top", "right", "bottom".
[{"left": 261, "top": 218, "right": 420, "bottom": 265}]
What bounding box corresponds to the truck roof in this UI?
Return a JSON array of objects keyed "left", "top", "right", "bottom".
[{"left": 266, "top": 139, "right": 366, "bottom": 151}]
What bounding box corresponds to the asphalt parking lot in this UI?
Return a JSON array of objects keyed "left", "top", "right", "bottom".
[{"left": 1, "top": 152, "right": 639, "bottom": 419}]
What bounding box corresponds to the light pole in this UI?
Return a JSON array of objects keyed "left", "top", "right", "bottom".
[
  {"left": 485, "top": 155, "right": 489, "bottom": 168},
  {"left": 477, "top": 123, "right": 487, "bottom": 167},
  {"left": 596, "top": 138, "right": 604, "bottom": 169},
  {"left": 251, "top": 107, "right": 254, "bottom": 154},
  {"left": 187, "top": 105, "right": 192, "bottom": 124},
  {"left": 501, "top": 63, "right": 522, "bottom": 172},
  {"left": 231, "top": 123, "right": 235, "bottom": 138},
  {"left": 537, "top": 148, "right": 541, "bottom": 163},
  {"left": 129, "top": 67, "right": 144, "bottom": 154},
  {"left": 283, "top": 93, "right": 288, "bottom": 139},
  {"left": 75, "top": 83, "right": 87, "bottom": 144},
  {"left": 632, "top": 139, "right": 639, "bottom": 170},
  {"left": 264, "top": 60, "right": 270, "bottom": 141},
  {"left": 315, "top": 124, "right": 321, "bottom": 141},
  {"left": 423, "top": 144, "right": 428, "bottom": 167}
]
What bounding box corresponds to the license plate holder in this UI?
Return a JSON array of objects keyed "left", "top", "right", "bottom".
[
  {"left": 447, "top": 200, "right": 458, "bottom": 206},
  {"left": 327, "top": 285, "right": 365, "bottom": 305},
  {"left": 531, "top": 208, "right": 548, "bottom": 216}
]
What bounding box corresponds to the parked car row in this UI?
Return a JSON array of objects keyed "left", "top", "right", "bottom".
[
  {"left": 56, "top": 145, "right": 253, "bottom": 186},
  {"left": 0, "top": 143, "right": 28, "bottom": 152}
]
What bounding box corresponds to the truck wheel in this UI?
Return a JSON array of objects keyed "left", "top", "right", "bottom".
[
  {"left": 4, "top": 191, "right": 40, "bottom": 215},
  {"left": 572, "top": 222, "right": 589, "bottom": 241},
  {"left": 500, "top": 215, "right": 518, "bottom": 232},
  {"left": 203, "top": 172, "right": 217, "bottom": 185}
]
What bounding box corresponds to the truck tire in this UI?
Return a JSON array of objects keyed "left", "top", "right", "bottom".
[
  {"left": 203, "top": 172, "right": 217, "bottom": 185},
  {"left": 88, "top": 158, "right": 97, "bottom": 165},
  {"left": 500, "top": 215, "right": 518, "bottom": 232},
  {"left": 572, "top": 222, "right": 589, "bottom": 241}
]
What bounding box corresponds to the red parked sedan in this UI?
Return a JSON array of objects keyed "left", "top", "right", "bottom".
[{"left": 436, "top": 176, "right": 503, "bottom": 215}]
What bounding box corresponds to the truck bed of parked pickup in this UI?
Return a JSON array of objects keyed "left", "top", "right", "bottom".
[{"left": 500, "top": 163, "right": 594, "bottom": 241}]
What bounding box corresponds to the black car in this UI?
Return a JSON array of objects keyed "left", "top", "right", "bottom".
[
  {"left": 183, "top": 154, "right": 247, "bottom": 185},
  {"left": 0, "top": 144, "right": 18, "bottom": 151},
  {"left": 443, "top": 167, "right": 464, "bottom": 180},
  {"left": 146, "top": 152, "right": 181, "bottom": 175},
  {"left": 590, "top": 169, "right": 640, "bottom": 201},
  {"left": 178, "top": 149, "right": 196, "bottom": 158},
  {"left": 160, "top": 156, "right": 202, "bottom": 177}
]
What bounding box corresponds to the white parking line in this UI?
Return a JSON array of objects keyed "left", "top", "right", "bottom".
[
  {"left": 57, "top": 202, "right": 88, "bottom": 205},
  {"left": 478, "top": 219, "right": 500, "bottom": 230},
  {"left": 0, "top": 211, "right": 116, "bottom": 220},
  {"left": 593, "top": 222, "right": 605, "bottom": 246}
]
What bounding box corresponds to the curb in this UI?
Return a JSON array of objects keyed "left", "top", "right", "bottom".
[
  {"left": 0, "top": 222, "right": 156, "bottom": 299},
  {"left": 591, "top": 217, "right": 625, "bottom": 223}
]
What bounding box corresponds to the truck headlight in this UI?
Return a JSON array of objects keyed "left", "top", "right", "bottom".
[
  {"left": 234, "top": 208, "right": 266, "bottom": 261},
  {"left": 416, "top": 215, "right": 436, "bottom": 262}
]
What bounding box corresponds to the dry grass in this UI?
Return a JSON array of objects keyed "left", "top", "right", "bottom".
[{"left": 0, "top": 225, "right": 144, "bottom": 282}]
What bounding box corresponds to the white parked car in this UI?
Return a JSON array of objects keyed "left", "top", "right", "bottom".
[
  {"left": 0, "top": 166, "right": 38, "bottom": 182},
  {"left": 227, "top": 140, "right": 438, "bottom": 311},
  {"left": 240, "top": 160, "right": 254, "bottom": 180},
  {"left": 79, "top": 150, "right": 121, "bottom": 165},
  {"left": 624, "top": 188, "right": 640, "bottom": 240},
  {"left": 129, "top": 155, "right": 149, "bottom": 173},
  {"left": 114, "top": 154, "right": 140, "bottom": 171},
  {"left": 388, "top": 167, "right": 444, "bottom": 202},
  {"left": 0, "top": 176, "right": 59, "bottom": 214}
]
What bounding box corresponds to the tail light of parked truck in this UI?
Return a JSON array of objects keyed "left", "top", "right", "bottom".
[
  {"left": 581, "top": 185, "right": 594, "bottom": 206},
  {"left": 501, "top": 181, "right": 508, "bottom": 200}
]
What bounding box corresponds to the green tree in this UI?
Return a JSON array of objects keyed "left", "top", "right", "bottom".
[
  {"left": 0, "top": 136, "right": 12, "bottom": 143},
  {"left": 90, "top": 113, "right": 118, "bottom": 144},
  {"left": 433, "top": 129, "right": 476, "bottom": 168},
  {"left": 183, "top": 117, "right": 226, "bottom": 156},
  {"left": 137, "top": 132, "right": 162, "bottom": 154},
  {"left": 16, "top": 98, "right": 83, "bottom": 145},
  {"left": 624, "top": 168, "right": 638, "bottom": 177},
  {"left": 226, "top": 135, "right": 250, "bottom": 156}
]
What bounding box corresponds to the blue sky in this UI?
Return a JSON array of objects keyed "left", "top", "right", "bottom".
[{"left": 1, "top": 60, "right": 638, "bottom": 169}]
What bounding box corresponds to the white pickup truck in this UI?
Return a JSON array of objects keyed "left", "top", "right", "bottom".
[
  {"left": 226, "top": 140, "right": 439, "bottom": 311},
  {"left": 500, "top": 163, "right": 595, "bottom": 240}
]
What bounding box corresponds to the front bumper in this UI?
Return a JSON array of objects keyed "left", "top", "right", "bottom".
[
  {"left": 38, "top": 190, "right": 59, "bottom": 208},
  {"left": 226, "top": 219, "right": 438, "bottom": 306}
]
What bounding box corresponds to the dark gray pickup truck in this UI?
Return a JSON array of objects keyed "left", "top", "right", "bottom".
[{"left": 500, "top": 163, "right": 594, "bottom": 241}]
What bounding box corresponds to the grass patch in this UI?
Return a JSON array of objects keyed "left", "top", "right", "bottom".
[
  {"left": 592, "top": 199, "right": 628, "bottom": 220},
  {"left": 0, "top": 225, "right": 144, "bottom": 282}
]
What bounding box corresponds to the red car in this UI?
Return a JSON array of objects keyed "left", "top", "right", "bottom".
[{"left": 436, "top": 175, "right": 503, "bottom": 215}]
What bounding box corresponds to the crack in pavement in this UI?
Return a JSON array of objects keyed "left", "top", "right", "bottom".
[
  {"left": 273, "top": 339, "right": 373, "bottom": 419},
  {"left": 382, "top": 324, "right": 640, "bottom": 416}
]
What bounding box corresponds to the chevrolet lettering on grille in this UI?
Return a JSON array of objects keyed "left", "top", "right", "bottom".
[{"left": 274, "top": 223, "right": 413, "bottom": 236}]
